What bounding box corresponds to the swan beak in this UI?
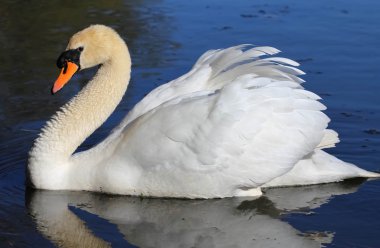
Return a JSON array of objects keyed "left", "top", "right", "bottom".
[{"left": 51, "top": 61, "right": 79, "bottom": 94}]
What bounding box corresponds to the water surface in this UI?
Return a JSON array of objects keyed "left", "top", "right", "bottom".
[{"left": 1, "top": 0, "right": 380, "bottom": 247}]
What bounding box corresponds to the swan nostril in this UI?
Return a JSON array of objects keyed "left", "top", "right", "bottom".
[{"left": 62, "top": 63, "right": 68, "bottom": 74}]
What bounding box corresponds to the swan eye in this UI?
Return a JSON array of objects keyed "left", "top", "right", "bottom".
[{"left": 77, "top": 46, "right": 84, "bottom": 52}]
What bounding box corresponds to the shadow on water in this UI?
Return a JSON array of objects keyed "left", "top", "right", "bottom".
[{"left": 24, "top": 179, "right": 364, "bottom": 248}]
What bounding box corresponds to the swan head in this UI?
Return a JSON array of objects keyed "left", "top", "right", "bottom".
[{"left": 52, "top": 25, "right": 125, "bottom": 94}]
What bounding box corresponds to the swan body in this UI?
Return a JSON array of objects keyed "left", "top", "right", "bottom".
[{"left": 28, "top": 25, "right": 379, "bottom": 198}]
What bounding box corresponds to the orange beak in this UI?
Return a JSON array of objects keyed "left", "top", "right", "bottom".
[{"left": 51, "top": 61, "right": 79, "bottom": 94}]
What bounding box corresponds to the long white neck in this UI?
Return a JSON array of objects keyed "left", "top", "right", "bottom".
[{"left": 28, "top": 43, "right": 131, "bottom": 188}]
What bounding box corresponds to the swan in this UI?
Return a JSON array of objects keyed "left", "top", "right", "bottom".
[{"left": 27, "top": 25, "right": 379, "bottom": 198}]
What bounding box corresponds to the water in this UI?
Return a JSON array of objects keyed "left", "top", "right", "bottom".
[{"left": 0, "top": 0, "right": 379, "bottom": 247}]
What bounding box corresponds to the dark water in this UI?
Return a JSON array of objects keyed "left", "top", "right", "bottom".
[{"left": 0, "top": 0, "right": 379, "bottom": 247}]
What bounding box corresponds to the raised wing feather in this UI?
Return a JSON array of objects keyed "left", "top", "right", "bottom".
[{"left": 117, "top": 45, "right": 304, "bottom": 128}]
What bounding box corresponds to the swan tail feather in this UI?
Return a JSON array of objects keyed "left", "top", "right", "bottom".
[{"left": 263, "top": 150, "right": 380, "bottom": 188}]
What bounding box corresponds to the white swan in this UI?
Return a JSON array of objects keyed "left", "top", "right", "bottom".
[{"left": 27, "top": 25, "right": 379, "bottom": 198}]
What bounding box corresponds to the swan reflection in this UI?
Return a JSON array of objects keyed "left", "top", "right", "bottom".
[{"left": 27, "top": 179, "right": 364, "bottom": 248}]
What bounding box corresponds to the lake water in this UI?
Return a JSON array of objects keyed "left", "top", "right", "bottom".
[{"left": 1, "top": 0, "right": 380, "bottom": 247}]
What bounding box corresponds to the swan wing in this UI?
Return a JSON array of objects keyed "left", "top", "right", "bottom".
[
  {"left": 120, "top": 45, "right": 305, "bottom": 127},
  {"left": 113, "top": 77, "right": 328, "bottom": 196}
]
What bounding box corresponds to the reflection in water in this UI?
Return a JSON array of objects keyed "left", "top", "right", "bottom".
[
  {"left": 26, "top": 180, "right": 364, "bottom": 248},
  {"left": 263, "top": 178, "right": 366, "bottom": 212}
]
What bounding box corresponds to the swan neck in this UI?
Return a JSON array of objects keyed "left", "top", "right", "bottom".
[{"left": 30, "top": 46, "right": 131, "bottom": 165}]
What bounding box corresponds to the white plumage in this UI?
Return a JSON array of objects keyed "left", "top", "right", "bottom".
[{"left": 27, "top": 25, "right": 379, "bottom": 198}]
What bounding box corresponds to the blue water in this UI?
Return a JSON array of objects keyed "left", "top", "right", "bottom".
[{"left": 0, "top": 0, "right": 379, "bottom": 247}]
